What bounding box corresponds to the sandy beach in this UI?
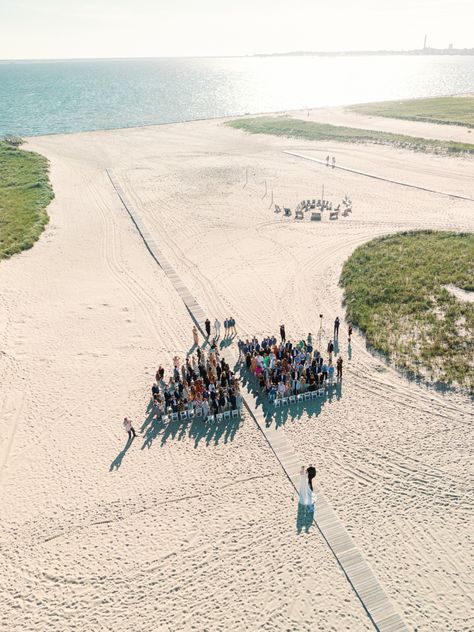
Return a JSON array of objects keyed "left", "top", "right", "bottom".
[{"left": 1, "top": 107, "right": 473, "bottom": 631}]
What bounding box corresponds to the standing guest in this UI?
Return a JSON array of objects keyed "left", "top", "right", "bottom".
[
  {"left": 327, "top": 339, "right": 334, "bottom": 361},
  {"left": 326, "top": 155, "right": 330, "bottom": 167},
  {"left": 334, "top": 317, "right": 340, "bottom": 339},
  {"left": 192, "top": 325, "right": 199, "bottom": 347},
  {"left": 123, "top": 417, "right": 136, "bottom": 441},
  {"left": 214, "top": 318, "right": 221, "bottom": 339},
  {"left": 337, "top": 356, "right": 343, "bottom": 379},
  {"left": 348, "top": 323, "right": 353, "bottom": 342},
  {"left": 332, "top": 156, "right": 336, "bottom": 169},
  {"left": 229, "top": 316, "right": 236, "bottom": 335},
  {"left": 223, "top": 318, "right": 229, "bottom": 338},
  {"left": 205, "top": 318, "right": 211, "bottom": 338},
  {"left": 280, "top": 324, "right": 286, "bottom": 342}
]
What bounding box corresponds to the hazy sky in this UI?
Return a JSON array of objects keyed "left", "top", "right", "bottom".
[{"left": 1, "top": 0, "right": 473, "bottom": 60}]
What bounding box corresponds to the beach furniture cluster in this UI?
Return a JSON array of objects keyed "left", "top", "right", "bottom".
[
  {"left": 239, "top": 330, "right": 343, "bottom": 406},
  {"left": 275, "top": 195, "right": 352, "bottom": 221},
  {"left": 150, "top": 346, "right": 243, "bottom": 424}
]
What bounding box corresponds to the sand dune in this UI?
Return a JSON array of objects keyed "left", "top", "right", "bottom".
[{"left": 1, "top": 114, "right": 473, "bottom": 631}]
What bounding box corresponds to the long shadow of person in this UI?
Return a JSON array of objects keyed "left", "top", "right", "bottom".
[
  {"left": 109, "top": 438, "right": 134, "bottom": 471},
  {"left": 334, "top": 339, "right": 339, "bottom": 356},
  {"left": 348, "top": 342, "right": 352, "bottom": 361},
  {"left": 296, "top": 502, "right": 315, "bottom": 534}
]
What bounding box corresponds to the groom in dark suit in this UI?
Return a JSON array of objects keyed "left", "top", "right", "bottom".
[{"left": 307, "top": 465, "right": 316, "bottom": 491}]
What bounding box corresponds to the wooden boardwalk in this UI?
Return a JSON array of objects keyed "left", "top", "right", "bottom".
[
  {"left": 107, "top": 168, "right": 409, "bottom": 632},
  {"left": 284, "top": 150, "right": 474, "bottom": 202}
]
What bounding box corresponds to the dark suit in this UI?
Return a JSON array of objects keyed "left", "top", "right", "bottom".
[{"left": 307, "top": 466, "right": 316, "bottom": 491}]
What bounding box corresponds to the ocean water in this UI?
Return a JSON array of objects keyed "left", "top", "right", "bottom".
[{"left": 1, "top": 56, "right": 473, "bottom": 137}]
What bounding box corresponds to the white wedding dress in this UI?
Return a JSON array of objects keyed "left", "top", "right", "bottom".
[{"left": 298, "top": 471, "right": 314, "bottom": 506}]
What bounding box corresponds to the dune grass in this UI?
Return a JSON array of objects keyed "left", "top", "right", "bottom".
[
  {"left": 226, "top": 116, "right": 474, "bottom": 155},
  {"left": 350, "top": 96, "right": 474, "bottom": 128},
  {"left": 0, "top": 140, "right": 54, "bottom": 261},
  {"left": 340, "top": 231, "right": 474, "bottom": 392}
]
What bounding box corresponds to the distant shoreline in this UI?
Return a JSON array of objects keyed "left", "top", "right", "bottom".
[
  {"left": 254, "top": 48, "right": 474, "bottom": 57},
  {"left": 1, "top": 48, "right": 474, "bottom": 63}
]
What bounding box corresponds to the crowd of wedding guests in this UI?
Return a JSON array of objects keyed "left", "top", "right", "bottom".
[
  {"left": 150, "top": 343, "right": 242, "bottom": 419},
  {"left": 238, "top": 325, "right": 343, "bottom": 402}
]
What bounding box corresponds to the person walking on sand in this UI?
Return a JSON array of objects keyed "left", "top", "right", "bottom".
[
  {"left": 123, "top": 417, "right": 136, "bottom": 441},
  {"left": 214, "top": 318, "right": 221, "bottom": 339},
  {"left": 348, "top": 322, "right": 353, "bottom": 342},
  {"left": 192, "top": 325, "right": 199, "bottom": 347},
  {"left": 280, "top": 324, "right": 286, "bottom": 342},
  {"left": 307, "top": 464, "right": 316, "bottom": 492},
  {"left": 332, "top": 156, "right": 336, "bottom": 169},
  {"left": 326, "top": 155, "right": 330, "bottom": 167},
  {"left": 334, "top": 316, "right": 340, "bottom": 339},
  {"left": 337, "top": 356, "right": 343, "bottom": 379},
  {"left": 205, "top": 318, "right": 211, "bottom": 338}
]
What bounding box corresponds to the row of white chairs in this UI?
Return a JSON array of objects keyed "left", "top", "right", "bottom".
[
  {"left": 273, "top": 388, "right": 325, "bottom": 406},
  {"left": 161, "top": 408, "right": 241, "bottom": 423}
]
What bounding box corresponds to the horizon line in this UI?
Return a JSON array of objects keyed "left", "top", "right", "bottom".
[{"left": 2, "top": 46, "right": 474, "bottom": 63}]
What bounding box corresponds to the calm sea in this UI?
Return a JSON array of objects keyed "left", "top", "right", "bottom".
[{"left": 1, "top": 56, "right": 473, "bottom": 137}]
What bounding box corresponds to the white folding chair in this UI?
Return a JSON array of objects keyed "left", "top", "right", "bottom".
[
  {"left": 311, "top": 390, "right": 318, "bottom": 399},
  {"left": 274, "top": 399, "right": 281, "bottom": 408},
  {"left": 180, "top": 411, "right": 188, "bottom": 420},
  {"left": 194, "top": 408, "right": 203, "bottom": 417},
  {"left": 297, "top": 393, "right": 303, "bottom": 401},
  {"left": 304, "top": 392, "right": 311, "bottom": 400},
  {"left": 282, "top": 397, "right": 289, "bottom": 405},
  {"left": 289, "top": 395, "right": 296, "bottom": 403},
  {"left": 187, "top": 409, "right": 195, "bottom": 418},
  {"left": 318, "top": 388, "right": 324, "bottom": 397},
  {"left": 216, "top": 413, "right": 223, "bottom": 422},
  {"left": 171, "top": 412, "right": 179, "bottom": 421},
  {"left": 231, "top": 408, "right": 239, "bottom": 418},
  {"left": 224, "top": 410, "right": 231, "bottom": 420},
  {"left": 207, "top": 414, "right": 215, "bottom": 422}
]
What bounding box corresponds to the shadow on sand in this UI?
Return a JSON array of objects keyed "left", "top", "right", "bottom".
[
  {"left": 239, "top": 367, "right": 343, "bottom": 429},
  {"left": 141, "top": 406, "right": 242, "bottom": 450},
  {"left": 110, "top": 437, "right": 135, "bottom": 471},
  {"left": 296, "top": 502, "right": 315, "bottom": 534}
]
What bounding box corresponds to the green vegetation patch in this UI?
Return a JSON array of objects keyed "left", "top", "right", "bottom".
[
  {"left": 350, "top": 96, "right": 474, "bottom": 128},
  {"left": 340, "top": 231, "right": 474, "bottom": 392},
  {"left": 0, "top": 140, "right": 54, "bottom": 260},
  {"left": 226, "top": 116, "right": 474, "bottom": 155}
]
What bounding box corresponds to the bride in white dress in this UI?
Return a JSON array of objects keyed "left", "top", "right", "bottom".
[{"left": 298, "top": 466, "right": 314, "bottom": 507}]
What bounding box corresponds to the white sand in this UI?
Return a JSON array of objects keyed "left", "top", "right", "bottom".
[{"left": 1, "top": 113, "right": 473, "bottom": 631}]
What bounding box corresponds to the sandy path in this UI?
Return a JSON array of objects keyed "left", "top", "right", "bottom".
[
  {"left": 290, "top": 105, "right": 474, "bottom": 144},
  {"left": 1, "top": 116, "right": 473, "bottom": 631}
]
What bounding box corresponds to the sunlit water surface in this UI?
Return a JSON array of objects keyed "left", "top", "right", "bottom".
[{"left": 1, "top": 56, "right": 473, "bottom": 136}]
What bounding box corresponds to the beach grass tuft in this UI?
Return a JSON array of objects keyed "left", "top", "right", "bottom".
[
  {"left": 340, "top": 230, "right": 474, "bottom": 392},
  {"left": 350, "top": 96, "right": 474, "bottom": 128},
  {"left": 226, "top": 116, "right": 474, "bottom": 154},
  {"left": 0, "top": 140, "right": 54, "bottom": 261}
]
